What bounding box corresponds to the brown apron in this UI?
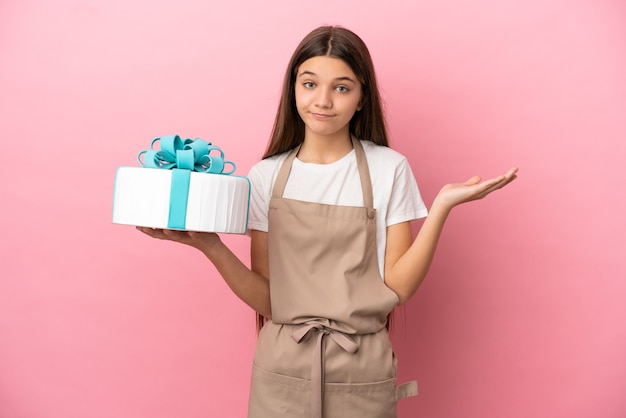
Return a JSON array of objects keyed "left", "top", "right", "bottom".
[{"left": 248, "top": 137, "right": 417, "bottom": 418}]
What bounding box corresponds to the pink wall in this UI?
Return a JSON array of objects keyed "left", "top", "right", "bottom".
[{"left": 1, "top": 1, "right": 624, "bottom": 417}]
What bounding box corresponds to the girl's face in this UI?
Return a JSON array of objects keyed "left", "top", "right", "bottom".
[{"left": 295, "top": 56, "right": 363, "bottom": 140}]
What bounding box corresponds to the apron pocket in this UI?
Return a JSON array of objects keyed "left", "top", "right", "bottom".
[
  {"left": 324, "top": 376, "right": 398, "bottom": 418},
  {"left": 249, "top": 363, "right": 309, "bottom": 418},
  {"left": 249, "top": 364, "right": 415, "bottom": 418}
]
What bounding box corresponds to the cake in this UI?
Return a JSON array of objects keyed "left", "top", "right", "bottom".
[{"left": 112, "top": 135, "right": 250, "bottom": 234}]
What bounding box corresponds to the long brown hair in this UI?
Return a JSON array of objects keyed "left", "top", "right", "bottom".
[{"left": 262, "top": 25, "right": 389, "bottom": 159}]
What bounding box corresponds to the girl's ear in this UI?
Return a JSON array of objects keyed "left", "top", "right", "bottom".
[
  {"left": 357, "top": 84, "right": 367, "bottom": 111},
  {"left": 358, "top": 85, "right": 368, "bottom": 110}
]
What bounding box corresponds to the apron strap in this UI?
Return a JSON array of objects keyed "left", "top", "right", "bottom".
[
  {"left": 351, "top": 135, "right": 374, "bottom": 209},
  {"left": 292, "top": 324, "right": 359, "bottom": 418},
  {"left": 271, "top": 137, "right": 375, "bottom": 209},
  {"left": 271, "top": 145, "right": 300, "bottom": 198}
]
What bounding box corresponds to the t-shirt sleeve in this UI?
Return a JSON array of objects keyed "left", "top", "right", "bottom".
[
  {"left": 246, "top": 162, "right": 270, "bottom": 232},
  {"left": 386, "top": 157, "right": 429, "bottom": 226}
]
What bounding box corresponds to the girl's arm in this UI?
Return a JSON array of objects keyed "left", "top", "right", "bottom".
[
  {"left": 384, "top": 168, "right": 518, "bottom": 304},
  {"left": 137, "top": 227, "right": 272, "bottom": 317}
]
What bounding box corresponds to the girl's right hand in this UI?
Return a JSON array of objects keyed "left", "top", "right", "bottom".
[{"left": 136, "top": 226, "right": 222, "bottom": 254}]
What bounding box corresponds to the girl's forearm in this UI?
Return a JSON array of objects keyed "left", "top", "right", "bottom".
[
  {"left": 201, "top": 240, "right": 272, "bottom": 317},
  {"left": 385, "top": 199, "right": 452, "bottom": 304}
]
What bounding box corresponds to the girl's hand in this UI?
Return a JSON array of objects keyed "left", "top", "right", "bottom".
[
  {"left": 434, "top": 167, "right": 518, "bottom": 211},
  {"left": 136, "top": 226, "right": 222, "bottom": 254}
]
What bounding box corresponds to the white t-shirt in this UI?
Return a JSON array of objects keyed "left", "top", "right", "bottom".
[{"left": 247, "top": 139, "right": 429, "bottom": 277}]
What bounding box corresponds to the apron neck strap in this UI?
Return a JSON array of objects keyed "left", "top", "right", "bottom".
[
  {"left": 351, "top": 136, "right": 374, "bottom": 208},
  {"left": 272, "top": 143, "right": 299, "bottom": 198},
  {"left": 271, "top": 136, "right": 374, "bottom": 209}
]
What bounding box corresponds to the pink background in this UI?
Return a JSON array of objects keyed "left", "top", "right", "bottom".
[{"left": 1, "top": 0, "right": 625, "bottom": 417}]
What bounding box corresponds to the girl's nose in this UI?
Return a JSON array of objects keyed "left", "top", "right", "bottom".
[{"left": 314, "top": 87, "right": 332, "bottom": 109}]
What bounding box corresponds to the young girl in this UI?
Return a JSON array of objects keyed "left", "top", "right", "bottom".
[{"left": 138, "top": 25, "right": 517, "bottom": 418}]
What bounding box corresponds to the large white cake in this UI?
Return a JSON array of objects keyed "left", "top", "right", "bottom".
[
  {"left": 113, "top": 136, "right": 250, "bottom": 234},
  {"left": 112, "top": 166, "right": 250, "bottom": 234}
]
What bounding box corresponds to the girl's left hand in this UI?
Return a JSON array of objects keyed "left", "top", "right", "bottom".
[{"left": 435, "top": 167, "right": 518, "bottom": 210}]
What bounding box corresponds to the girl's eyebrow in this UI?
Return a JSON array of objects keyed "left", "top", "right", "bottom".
[{"left": 297, "top": 70, "right": 357, "bottom": 83}]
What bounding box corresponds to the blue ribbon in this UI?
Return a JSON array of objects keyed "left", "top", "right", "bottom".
[{"left": 137, "top": 135, "right": 237, "bottom": 229}]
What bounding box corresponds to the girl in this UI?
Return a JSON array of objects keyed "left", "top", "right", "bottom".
[{"left": 138, "top": 25, "right": 517, "bottom": 418}]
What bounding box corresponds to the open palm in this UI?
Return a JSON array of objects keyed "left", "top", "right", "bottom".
[{"left": 437, "top": 167, "right": 518, "bottom": 209}]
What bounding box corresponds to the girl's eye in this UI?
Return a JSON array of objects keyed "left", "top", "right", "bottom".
[
  {"left": 336, "top": 86, "right": 349, "bottom": 93},
  {"left": 303, "top": 81, "right": 315, "bottom": 89}
]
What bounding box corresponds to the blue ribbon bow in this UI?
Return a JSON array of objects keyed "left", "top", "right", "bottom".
[
  {"left": 137, "top": 135, "right": 236, "bottom": 174},
  {"left": 136, "top": 135, "right": 237, "bottom": 229}
]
